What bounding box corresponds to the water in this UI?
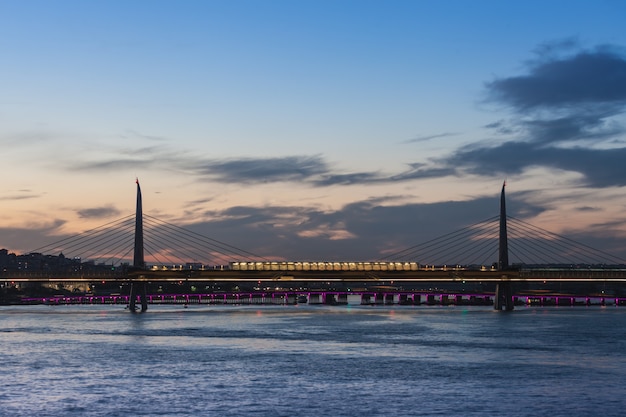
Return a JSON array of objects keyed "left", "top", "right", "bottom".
[{"left": 1, "top": 304, "right": 625, "bottom": 416}]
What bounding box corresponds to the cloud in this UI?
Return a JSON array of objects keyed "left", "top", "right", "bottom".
[
  {"left": 486, "top": 47, "right": 626, "bottom": 111},
  {"left": 192, "top": 155, "right": 329, "bottom": 184},
  {"left": 484, "top": 120, "right": 519, "bottom": 136},
  {"left": 522, "top": 112, "right": 624, "bottom": 145},
  {"left": 311, "top": 171, "right": 383, "bottom": 186},
  {"left": 402, "top": 132, "right": 458, "bottom": 144},
  {"left": 120, "top": 130, "right": 170, "bottom": 142},
  {"left": 66, "top": 146, "right": 454, "bottom": 187},
  {"left": 390, "top": 163, "right": 457, "bottom": 181},
  {"left": 575, "top": 206, "right": 601, "bottom": 213},
  {"left": 194, "top": 157, "right": 459, "bottom": 186},
  {"left": 77, "top": 205, "right": 121, "bottom": 219},
  {"left": 66, "top": 144, "right": 173, "bottom": 172},
  {"left": 444, "top": 141, "right": 626, "bottom": 187},
  {"left": 531, "top": 38, "right": 581, "bottom": 59},
  {"left": 0, "top": 191, "right": 40, "bottom": 201},
  {"left": 69, "top": 149, "right": 339, "bottom": 185},
  {"left": 191, "top": 157, "right": 459, "bottom": 186}
]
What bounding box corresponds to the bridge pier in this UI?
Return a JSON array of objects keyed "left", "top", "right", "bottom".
[
  {"left": 494, "top": 281, "right": 514, "bottom": 311},
  {"left": 128, "top": 281, "right": 148, "bottom": 313},
  {"left": 309, "top": 293, "right": 321, "bottom": 304}
]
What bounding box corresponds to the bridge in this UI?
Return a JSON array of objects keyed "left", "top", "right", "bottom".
[{"left": 3, "top": 181, "right": 626, "bottom": 311}]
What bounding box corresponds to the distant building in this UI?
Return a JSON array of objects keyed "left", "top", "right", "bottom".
[{"left": 0, "top": 248, "right": 121, "bottom": 277}]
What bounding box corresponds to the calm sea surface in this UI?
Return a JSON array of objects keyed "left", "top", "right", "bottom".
[{"left": 1, "top": 304, "right": 625, "bottom": 416}]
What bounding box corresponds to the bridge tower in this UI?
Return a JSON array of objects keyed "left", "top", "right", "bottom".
[
  {"left": 128, "top": 179, "right": 148, "bottom": 312},
  {"left": 494, "top": 181, "right": 514, "bottom": 310}
]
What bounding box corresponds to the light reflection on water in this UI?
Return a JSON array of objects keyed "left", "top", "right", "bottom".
[{"left": 1, "top": 304, "right": 626, "bottom": 416}]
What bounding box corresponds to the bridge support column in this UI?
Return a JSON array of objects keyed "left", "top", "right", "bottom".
[
  {"left": 128, "top": 281, "right": 148, "bottom": 313},
  {"left": 494, "top": 281, "right": 514, "bottom": 311},
  {"left": 337, "top": 293, "right": 348, "bottom": 304},
  {"left": 495, "top": 182, "right": 514, "bottom": 311},
  {"left": 129, "top": 179, "right": 148, "bottom": 313}
]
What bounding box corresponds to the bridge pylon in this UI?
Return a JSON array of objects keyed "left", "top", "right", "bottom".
[
  {"left": 128, "top": 179, "right": 148, "bottom": 313},
  {"left": 494, "top": 181, "right": 514, "bottom": 311}
]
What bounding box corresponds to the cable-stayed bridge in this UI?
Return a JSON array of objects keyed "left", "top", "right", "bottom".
[
  {"left": 23, "top": 185, "right": 626, "bottom": 269},
  {"left": 4, "top": 181, "right": 626, "bottom": 311},
  {"left": 25, "top": 212, "right": 625, "bottom": 271}
]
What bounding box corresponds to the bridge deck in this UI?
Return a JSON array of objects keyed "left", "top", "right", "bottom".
[{"left": 5, "top": 267, "right": 626, "bottom": 283}]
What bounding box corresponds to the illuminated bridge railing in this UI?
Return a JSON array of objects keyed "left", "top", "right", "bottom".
[{"left": 20, "top": 291, "right": 626, "bottom": 307}]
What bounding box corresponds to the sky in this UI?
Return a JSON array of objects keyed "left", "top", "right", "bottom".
[{"left": 2, "top": 0, "right": 626, "bottom": 264}]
